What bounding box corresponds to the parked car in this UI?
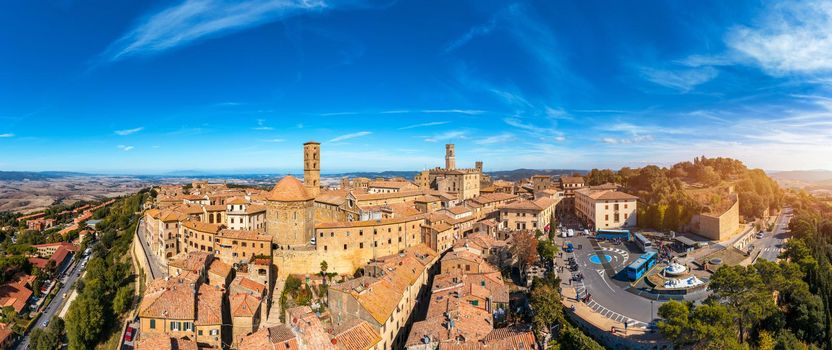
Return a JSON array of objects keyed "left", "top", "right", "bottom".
[{"left": 124, "top": 326, "right": 135, "bottom": 342}]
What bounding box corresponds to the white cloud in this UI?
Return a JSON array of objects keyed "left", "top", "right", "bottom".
[
  {"left": 638, "top": 66, "right": 718, "bottom": 92},
  {"left": 117, "top": 145, "right": 135, "bottom": 151},
  {"left": 424, "top": 131, "right": 466, "bottom": 143},
  {"left": 262, "top": 138, "right": 285, "bottom": 143},
  {"left": 554, "top": 135, "right": 566, "bottom": 142},
  {"left": 476, "top": 133, "right": 514, "bottom": 145},
  {"left": 726, "top": 0, "right": 832, "bottom": 76},
  {"left": 422, "top": 109, "right": 485, "bottom": 115},
  {"left": 444, "top": 18, "right": 498, "bottom": 53},
  {"left": 328, "top": 131, "right": 372, "bottom": 143},
  {"left": 114, "top": 127, "right": 144, "bottom": 136},
  {"left": 0, "top": 133, "right": 14, "bottom": 138},
  {"left": 104, "top": 0, "right": 329, "bottom": 61},
  {"left": 398, "top": 121, "right": 450, "bottom": 130},
  {"left": 253, "top": 119, "right": 273, "bottom": 130}
]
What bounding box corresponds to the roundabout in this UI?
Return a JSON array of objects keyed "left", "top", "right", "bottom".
[{"left": 589, "top": 254, "right": 612, "bottom": 264}]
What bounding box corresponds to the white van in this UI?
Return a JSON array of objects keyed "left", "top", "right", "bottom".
[{"left": 567, "top": 229, "right": 575, "bottom": 237}]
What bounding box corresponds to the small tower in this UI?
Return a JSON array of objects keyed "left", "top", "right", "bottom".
[
  {"left": 303, "top": 141, "right": 321, "bottom": 196},
  {"left": 475, "top": 161, "right": 483, "bottom": 173},
  {"left": 445, "top": 144, "right": 456, "bottom": 170}
]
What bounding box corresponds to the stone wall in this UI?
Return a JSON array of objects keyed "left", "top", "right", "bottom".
[{"left": 693, "top": 194, "right": 740, "bottom": 241}]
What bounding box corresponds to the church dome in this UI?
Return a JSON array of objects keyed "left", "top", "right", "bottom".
[{"left": 267, "top": 176, "right": 314, "bottom": 201}]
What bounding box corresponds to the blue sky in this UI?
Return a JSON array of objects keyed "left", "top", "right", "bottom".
[{"left": 2, "top": 0, "right": 832, "bottom": 174}]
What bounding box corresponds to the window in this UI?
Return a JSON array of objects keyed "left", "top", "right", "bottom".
[
  {"left": 324, "top": 245, "right": 328, "bottom": 251},
  {"left": 470, "top": 300, "right": 479, "bottom": 306},
  {"left": 242, "top": 242, "right": 247, "bottom": 247},
  {"left": 320, "top": 232, "right": 324, "bottom": 237},
  {"left": 359, "top": 230, "right": 363, "bottom": 236},
  {"left": 343, "top": 244, "right": 347, "bottom": 250},
  {"left": 605, "top": 214, "right": 609, "bottom": 221},
  {"left": 149, "top": 319, "right": 156, "bottom": 329},
  {"left": 481, "top": 280, "right": 486, "bottom": 287},
  {"left": 210, "top": 329, "right": 219, "bottom": 336},
  {"left": 198, "top": 330, "right": 203, "bottom": 336}
]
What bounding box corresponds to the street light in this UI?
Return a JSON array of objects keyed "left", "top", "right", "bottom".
[{"left": 651, "top": 300, "right": 655, "bottom": 320}]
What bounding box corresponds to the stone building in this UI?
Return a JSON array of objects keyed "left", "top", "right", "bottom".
[
  {"left": 575, "top": 185, "right": 638, "bottom": 230},
  {"left": 265, "top": 176, "right": 316, "bottom": 249},
  {"left": 414, "top": 144, "right": 482, "bottom": 200}
]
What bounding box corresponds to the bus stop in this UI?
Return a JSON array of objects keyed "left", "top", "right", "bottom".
[{"left": 674, "top": 236, "right": 698, "bottom": 253}]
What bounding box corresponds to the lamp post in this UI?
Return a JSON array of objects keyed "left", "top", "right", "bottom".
[{"left": 651, "top": 300, "right": 655, "bottom": 321}]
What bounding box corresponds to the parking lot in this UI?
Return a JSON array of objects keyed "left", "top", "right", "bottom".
[{"left": 555, "top": 228, "right": 666, "bottom": 330}]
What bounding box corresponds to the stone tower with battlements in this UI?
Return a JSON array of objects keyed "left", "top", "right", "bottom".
[
  {"left": 445, "top": 144, "right": 456, "bottom": 170},
  {"left": 303, "top": 141, "right": 320, "bottom": 196}
]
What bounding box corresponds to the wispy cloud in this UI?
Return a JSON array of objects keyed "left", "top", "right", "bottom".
[
  {"left": 726, "top": 0, "right": 832, "bottom": 76},
  {"left": 444, "top": 18, "right": 498, "bottom": 53},
  {"left": 103, "top": 0, "right": 330, "bottom": 62},
  {"left": 261, "top": 138, "right": 285, "bottom": 143},
  {"left": 0, "top": 133, "right": 14, "bottom": 138},
  {"left": 253, "top": 119, "right": 273, "bottom": 130},
  {"left": 476, "top": 133, "right": 514, "bottom": 145},
  {"left": 398, "top": 121, "right": 450, "bottom": 130},
  {"left": 328, "top": 131, "right": 371, "bottom": 143},
  {"left": 114, "top": 127, "right": 144, "bottom": 136},
  {"left": 638, "top": 66, "right": 719, "bottom": 92},
  {"left": 117, "top": 145, "right": 135, "bottom": 151},
  {"left": 422, "top": 109, "right": 484, "bottom": 115},
  {"left": 424, "top": 131, "right": 466, "bottom": 142}
]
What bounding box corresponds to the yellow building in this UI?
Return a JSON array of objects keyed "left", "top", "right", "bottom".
[{"left": 575, "top": 185, "right": 638, "bottom": 230}]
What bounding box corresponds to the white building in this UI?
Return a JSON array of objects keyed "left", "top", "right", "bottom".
[{"left": 575, "top": 185, "right": 638, "bottom": 230}]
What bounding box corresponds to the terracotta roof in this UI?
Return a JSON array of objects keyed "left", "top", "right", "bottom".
[
  {"left": 576, "top": 187, "right": 638, "bottom": 200},
  {"left": 208, "top": 259, "right": 232, "bottom": 278},
  {"left": 227, "top": 197, "right": 248, "bottom": 205},
  {"left": 368, "top": 180, "right": 416, "bottom": 189},
  {"left": 267, "top": 176, "right": 314, "bottom": 201},
  {"left": 353, "top": 190, "right": 427, "bottom": 202},
  {"left": 181, "top": 220, "right": 222, "bottom": 234},
  {"left": 499, "top": 200, "right": 542, "bottom": 211},
  {"left": 230, "top": 292, "right": 261, "bottom": 317},
  {"left": 333, "top": 319, "right": 381, "bottom": 350},
  {"left": 28, "top": 257, "right": 48, "bottom": 269},
  {"left": 168, "top": 251, "right": 211, "bottom": 273},
  {"left": 470, "top": 193, "right": 518, "bottom": 205},
  {"left": 532, "top": 197, "right": 557, "bottom": 209},
  {"left": 135, "top": 333, "right": 199, "bottom": 350},
  {"left": 0, "top": 277, "right": 33, "bottom": 313},
  {"left": 138, "top": 277, "right": 196, "bottom": 320},
  {"left": 316, "top": 214, "right": 425, "bottom": 229},
  {"left": 219, "top": 229, "right": 272, "bottom": 242},
  {"left": 245, "top": 205, "right": 266, "bottom": 214},
  {"left": 239, "top": 325, "right": 299, "bottom": 350},
  {"left": 560, "top": 176, "right": 584, "bottom": 184},
  {"left": 415, "top": 195, "right": 441, "bottom": 203},
  {"left": 203, "top": 204, "right": 226, "bottom": 211},
  {"left": 195, "top": 284, "right": 223, "bottom": 325},
  {"left": 446, "top": 206, "right": 472, "bottom": 215},
  {"left": 231, "top": 276, "right": 266, "bottom": 296}
]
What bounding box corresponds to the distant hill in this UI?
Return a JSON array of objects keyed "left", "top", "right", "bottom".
[
  {"left": 488, "top": 169, "right": 586, "bottom": 181},
  {"left": 769, "top": 170, "right": 832, "bottom": 182},
  {"left": 0, "top": 171, "right": 92, "bottom": 181}
]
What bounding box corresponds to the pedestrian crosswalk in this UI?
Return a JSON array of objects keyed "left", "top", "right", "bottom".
[{"left": 585, "top": 300, "right": 648, "bottom": 329}]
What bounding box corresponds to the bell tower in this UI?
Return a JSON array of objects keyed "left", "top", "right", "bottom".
[
  {"left": 445, "top": 144, "right": 456, "bottom": 170},
  {"left": 303, "top": 141, "right": 320, "bottom": 196}
]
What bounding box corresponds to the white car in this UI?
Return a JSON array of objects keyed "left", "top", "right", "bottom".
[
  {"left": 567, "top": 229, "right": 575, "bottom": 237},
  {"left": 755, "top": 232, "right": 764, "bottom": 239}
]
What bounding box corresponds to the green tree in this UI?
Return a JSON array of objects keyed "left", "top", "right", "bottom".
[
  {"left": 708, "top": 265, "right": 776, "bottom": 343},
  {"left": 757, "top": 330, "right": 775, "bottom": 350},
  {"left": 529, "top": 279, "right": 564, "bottom": 338},
  {"left": 65, "top": 294, "right": 106, "bottom": 350},
  {"left": 657, "top": 300, "right": 691, "bottom": 347},
  {"left": 558, "top": 327, "right": 604, "bottom": 350},
  {"left": 537, "top": 240, "right": 558, "bottom": 262},
  {"left": 113, "top": 285, "right": 134, "bottom": 315},
  {"left": 320, "top": 260, "right": 328, "bottom": 285}
]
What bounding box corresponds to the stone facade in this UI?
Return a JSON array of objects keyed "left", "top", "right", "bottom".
[{"left": 693, "top": 193, "right": 740, "bottom": 241}]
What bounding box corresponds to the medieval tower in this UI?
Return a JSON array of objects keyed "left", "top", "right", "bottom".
[
  {"left": 304, "top": 141, "right": 321, "bottom": 196},
  {"left": 445, "top": 143, "right": 456, "bottom": 170}
]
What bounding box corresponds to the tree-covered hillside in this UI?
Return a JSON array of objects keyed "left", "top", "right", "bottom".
[{"left": 584, "top": 156, "right": 783, "bottom": 231}]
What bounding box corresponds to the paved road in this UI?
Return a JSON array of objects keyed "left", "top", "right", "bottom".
[
  {"left": 756, "top": 208, "right": 792, "bottom": 262},
  {"left": 16, "top": 254, "right": 88, "bottom": 350},
  {"left": 136, "top": 219, "right": 168, "bottom": 279},
  {"left": 558, "top": 235, "right": 663, "bottom": 329}
]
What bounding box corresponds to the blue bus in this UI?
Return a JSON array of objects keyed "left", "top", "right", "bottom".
[
  {"left": 625, "top": 251, "right": 657, "bottom": 281},
  {"left": 595, "top": 229, "right": 631, "bottom": 241},
  {"left": 634, "top": 232, "right": 652, "bottom": 253},
  {"left": 565, "top": 242, "right": 574, "bottom": 253}
]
